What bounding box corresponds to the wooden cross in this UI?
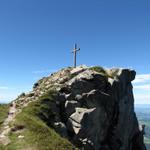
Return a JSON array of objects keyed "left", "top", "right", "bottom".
[{"left": 72, "top": 43, "right": 80, "bottom": 68}]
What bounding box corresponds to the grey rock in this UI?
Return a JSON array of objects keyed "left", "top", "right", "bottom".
[
  {"left": 64, "top": 68, "right": 145, "bottom": 149},
  {"left": 65, "top": 100, "right": 81, "bottom": 117},
  {"left": 14, "top": 66, "right": 146, "bottom": 150},
  {"left": 67, "top": 108, "right": 96, "bottom": 134},
  {"left": 54, "top": 122, "right": 68, "bottom": 137},
  {"left": 66, "top": 70, "right": 107, "bottom": 96},
  {"left": 75, "top": 94, "right": 83, "bottom": 101}
]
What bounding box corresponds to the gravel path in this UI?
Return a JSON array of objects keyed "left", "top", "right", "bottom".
[{"left": 0, "top": 102, "right": 17, "bottom": 145}]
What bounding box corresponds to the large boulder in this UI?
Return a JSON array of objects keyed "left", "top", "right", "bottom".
[{"left": 58, "top": 68, "right": 146, "bottom": 150}]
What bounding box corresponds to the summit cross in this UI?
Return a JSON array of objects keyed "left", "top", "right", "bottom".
[{"left": 72, "top": 43, "right": 80, "bottom": 68}]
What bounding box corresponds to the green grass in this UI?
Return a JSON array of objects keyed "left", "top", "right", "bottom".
[
  {"left": 3, "top": 90, "right": 76, "bottom": 150},
  {"left": 0, "top": 145, "right": 6, "bottom": 150},
  {"left": 90, "top": 66, "right": 107, "bottom": 75},
  {"left": 0, "top": 104, "right": 9, "bottom": 128},
  {"left": 90, "top": 66, "right": 119, "bottom": 78}
]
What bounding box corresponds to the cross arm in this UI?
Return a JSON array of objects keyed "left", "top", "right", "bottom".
[{"left": 71, "top": 48, "right": 80, "bottom": 53}]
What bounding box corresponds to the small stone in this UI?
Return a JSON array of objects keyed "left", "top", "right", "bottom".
[{"left": 18, "top": 135, "right": 24, "bottom": 139}]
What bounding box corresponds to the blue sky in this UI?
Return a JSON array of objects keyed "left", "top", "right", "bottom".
[{"left": 0, "top": 0, "right": 150, "bottom": 104}]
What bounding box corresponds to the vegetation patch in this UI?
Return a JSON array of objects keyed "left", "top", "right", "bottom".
[
  {"left": 90, "top": 66, "right": 119, "bottom": 78},
  {"left": 5, "top": 90, "right": 76, "bottom": 150},
  {"left": 90, "top": 66, "right": 107, "bottom": 74},
  {"left": 0, "top": 104, "right": 9, "bottom": 128}
]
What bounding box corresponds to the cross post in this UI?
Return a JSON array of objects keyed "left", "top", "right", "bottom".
[{"left": 72, "top": 43, "right": 80, "bottom": 68}]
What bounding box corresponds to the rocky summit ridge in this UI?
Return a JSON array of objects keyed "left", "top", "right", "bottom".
[{"left": 0, "top": 65, "right": 147, "bottom": 150}]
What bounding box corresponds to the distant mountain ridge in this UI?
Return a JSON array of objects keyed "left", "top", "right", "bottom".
[
  {"left": 135, "top": 106, "right": 150, "bottom": 150},
  {"left": 135, "top": 104, "right": 150, "bottom": 108}
]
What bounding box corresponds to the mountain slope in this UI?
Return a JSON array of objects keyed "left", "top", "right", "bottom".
[
  {"left": 0, "top": 65, "right": 147, "bottom": 150},
  {"left": 0, "top": 91, "right": 75, "bottom": 150}
]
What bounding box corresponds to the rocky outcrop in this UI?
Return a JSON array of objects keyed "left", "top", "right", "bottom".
[{"left": 13, "top": 66, "right": 146, "bottom": 150}]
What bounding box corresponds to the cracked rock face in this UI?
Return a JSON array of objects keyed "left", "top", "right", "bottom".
[
  {"left": 56, "top": 68, "right": 146, "bottom": 150},
  {"left": 14, "top": 66, "right": 146, "bottom": 150}
]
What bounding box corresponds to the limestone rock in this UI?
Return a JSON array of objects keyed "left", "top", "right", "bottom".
[
  {"left": 60, "top": 67, "right": 146, "bottom": 149},
  {"left": 54, "top": 122, "right": 68, "bottom": 137},
  {"left": 65, "top": 100, "right": 81, "bottom": 117},
  {"left": 12, "top": 66, "right": 146, "bottom": 150}
]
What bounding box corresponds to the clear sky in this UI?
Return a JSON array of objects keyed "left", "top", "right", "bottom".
[{"left": 0, "top": 0, "right": 150, "bottom": 104}]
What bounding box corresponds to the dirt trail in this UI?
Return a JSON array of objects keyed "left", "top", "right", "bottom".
[{"left": 0, "top": 102, "right": 17, "bottom": 145}]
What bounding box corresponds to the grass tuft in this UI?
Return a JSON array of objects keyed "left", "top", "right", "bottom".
[
  {"left": 90, "top": 66, "right": 119, "bottom": 78},
  {"left": 0, "top": 104, "right": 9, "bottom": 128}
]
